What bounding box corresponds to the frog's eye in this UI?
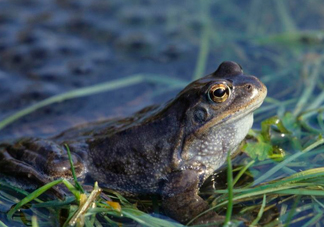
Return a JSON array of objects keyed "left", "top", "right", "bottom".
[{"left": 208, "top": 83, "right": 231, "bottom": 103}]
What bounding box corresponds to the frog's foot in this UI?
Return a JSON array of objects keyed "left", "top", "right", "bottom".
[
  {"left": 0, "top": 147, "right": 66, "bottom": 198},
  {"left": 0, "top": 138, "right": 85, "bottom": 184},
  {"left": 162, "top": 191, "right": 224, "bottom": 226},
  {"left": 162, "top": 170, "right": 224, "bottom": 226},
  {"left": 0, "top": 147, "right": 51, "bottom": 185}
]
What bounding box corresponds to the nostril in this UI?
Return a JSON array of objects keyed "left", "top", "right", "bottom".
[{"left": 245, "top": 84, "right": 252, "bottom": 91}]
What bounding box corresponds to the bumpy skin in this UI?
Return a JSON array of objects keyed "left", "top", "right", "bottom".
[{"left": 0, "top": 61, "right": 267, "bottom": 225}]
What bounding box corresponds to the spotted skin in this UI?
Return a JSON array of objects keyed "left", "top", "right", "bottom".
[{"left": 0, "top": 61, "right": 267, "bottom": 225}]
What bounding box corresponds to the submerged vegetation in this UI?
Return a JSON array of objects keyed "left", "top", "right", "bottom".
[{"left": 1, "top": 0, "right": 324, "bottom": 226}]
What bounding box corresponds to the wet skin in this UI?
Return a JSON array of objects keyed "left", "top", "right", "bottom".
[{"left": 0, "top": 61, "right": 267, "bottom": 225}]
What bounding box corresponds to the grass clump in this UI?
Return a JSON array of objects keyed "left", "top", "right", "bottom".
[{"left": 205, "top": 107, "right": 324, "bottom": 226}]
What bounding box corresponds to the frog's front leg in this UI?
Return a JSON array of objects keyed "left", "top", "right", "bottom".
[
  {"left": 161, "top": 170, "right": 224, "bottom": 226},
  {"left": 0, "top": 138, "right": 84, "bottom": 184},
  {"left": 0, "top": 147, "right": 52, "bottom": 186}
]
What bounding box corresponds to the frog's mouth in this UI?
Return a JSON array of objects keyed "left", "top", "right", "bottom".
[{"left": 218, "top": 97, "right": 264, "bottom": 125}]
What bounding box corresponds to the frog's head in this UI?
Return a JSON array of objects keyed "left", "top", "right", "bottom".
[{"left": 172, "top": 61, "right": 267, "bottom": 175}]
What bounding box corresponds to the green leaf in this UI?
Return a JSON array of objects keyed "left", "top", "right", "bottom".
[
  {"left": 64, "top": 144, "right": 84, "bottom": 193},
  {"left": 243, "top": 141, "right": 273, "bottom": 161}
]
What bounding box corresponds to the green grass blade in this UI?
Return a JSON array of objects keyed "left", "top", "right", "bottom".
[
  {"left": 233, "top": 160, "right": 255, "bottom": 186},
  {"left": 0, "top": 75, "right": 145, "bottom": 131},
  {"left": 224, "top": 152, "right": 233, "bottom": 226},
  {"left": 213, "top": 185, "right": 297, "bottom": 210},
  {"left": 0, "top": 220, "right": 8, "bottom": 227},
  {"left": 61, "top": 179, "right": 80, "bottom": 200},
  {"left": 253, "top": 151, "right": 304, "bottom": 185},
  {"left": 216, "top": 168, "right": 324, "bottom": 196},
  {"left": 276, "top": 189, "right": 324, "bottom": 196},
  {"left": 0, "top": 74, "right": 189, "bottom": 131},
  {"left": 284, "top": 195, "right": 301, "bottom": 227},
  {"left": 33, "top": 196, "right": 75, "bottom": 208},
  {"left": 192, "top": 1, "right": 211, "bottom": 80},
  {"left": 306, "top": 90, "right": 324, "bottom": 111},
  {"left": 303, "top": 138, "right": 324, "bottom": 153},
  {"left": 293, "top": 59, "right": 321, "bottom": 116},
  {"left": 274, "top": 0, "right": 296, "bottom": 32},
  {"left": 7, "top": 178, "right": 63, "bottom": 220},
  {"left": 0, "top": 181, "right": 44, "bottom": 204},
  {"left": 301, "top": 212, "right": 323, "bottom": 227},
  {"left": 192, "top": 27, "right": 210, "bottom": 80},
  {"left": 250, "top": 194, "right": 266, "bottom": 226},
  {"left": 312, "top": 195, "right": 324, "bottom": 209},
  {"left": 122, "top": 209, "right": 183, "bottom": 227},
  {"left": 218, "top": 169, "right": 324, "bottom": 197},
  {"left": 31, "top": 216, "right": 39, "bottom": 227},
  {"left": 64, "top": 144, "right": 84, "bottom": 193},
  {"left": 88, "top": 206, "right": 183, "bottom": 227}
]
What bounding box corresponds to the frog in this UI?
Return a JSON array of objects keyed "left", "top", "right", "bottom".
[{"left": 0, "top": 61, "right": 267, "bottom": 225}]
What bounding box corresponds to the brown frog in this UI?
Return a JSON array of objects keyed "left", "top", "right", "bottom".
[{"left": 0, "top": 61, "right": 267, "bottom": 225}]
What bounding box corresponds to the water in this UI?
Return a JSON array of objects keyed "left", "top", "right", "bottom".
[{"left": 0, "top": 0, "right": 324, "bottom": 226}]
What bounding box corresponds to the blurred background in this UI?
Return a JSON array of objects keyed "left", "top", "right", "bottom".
[
  {"left": 1, "top": 1, "right": 324, "bottom": 226},
  {"left": 0, "top": 0, "right": 323, "bottom": 139}
]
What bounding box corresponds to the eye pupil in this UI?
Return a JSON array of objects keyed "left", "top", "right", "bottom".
[
  {"left": 213, "top": 88, "right": 226, "bottom": 97},
  {"left": 208, "top": 83, "right": 231, "bottom": 103}
]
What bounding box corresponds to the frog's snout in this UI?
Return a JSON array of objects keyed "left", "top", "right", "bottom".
[{"left": 248, "top": 75, "right": 267, "bottom": 102}]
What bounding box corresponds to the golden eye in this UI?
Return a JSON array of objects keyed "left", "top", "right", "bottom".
[{"left": 208, "top": 83, "right": 231, "bottom": 103}]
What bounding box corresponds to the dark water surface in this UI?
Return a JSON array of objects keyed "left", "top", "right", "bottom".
[
  {"left": 1, "top": 0, "right": 324, "bottom": 226},
  {"left": 2, "top": 0, "right": 323, "bottom": 140}
]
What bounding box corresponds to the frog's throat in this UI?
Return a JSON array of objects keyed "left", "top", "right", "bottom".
[{"left": 179, "top": 113, "right": 254, "bottom": 176}]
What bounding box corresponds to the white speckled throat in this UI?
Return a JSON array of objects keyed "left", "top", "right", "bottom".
[{"left": 180, "top": 113, "right": 253, "bottom": 177}]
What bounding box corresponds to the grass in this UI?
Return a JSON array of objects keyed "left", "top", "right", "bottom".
[
  {"left": 1, "top": 0, "right": 324, "bottom": 226},
  {"left": 224, "top": 153, "right": 234, "bottom": 226},
  {"left": 0, "top": 179, "right": 183, "bottom": 227}
]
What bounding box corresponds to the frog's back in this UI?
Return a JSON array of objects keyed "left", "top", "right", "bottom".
[
  {"left": 47, "top": 103, "right": 177, "bottom": 195},
  {"left": 82, "top": 106, "right": 182, "bottom": 195}
]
